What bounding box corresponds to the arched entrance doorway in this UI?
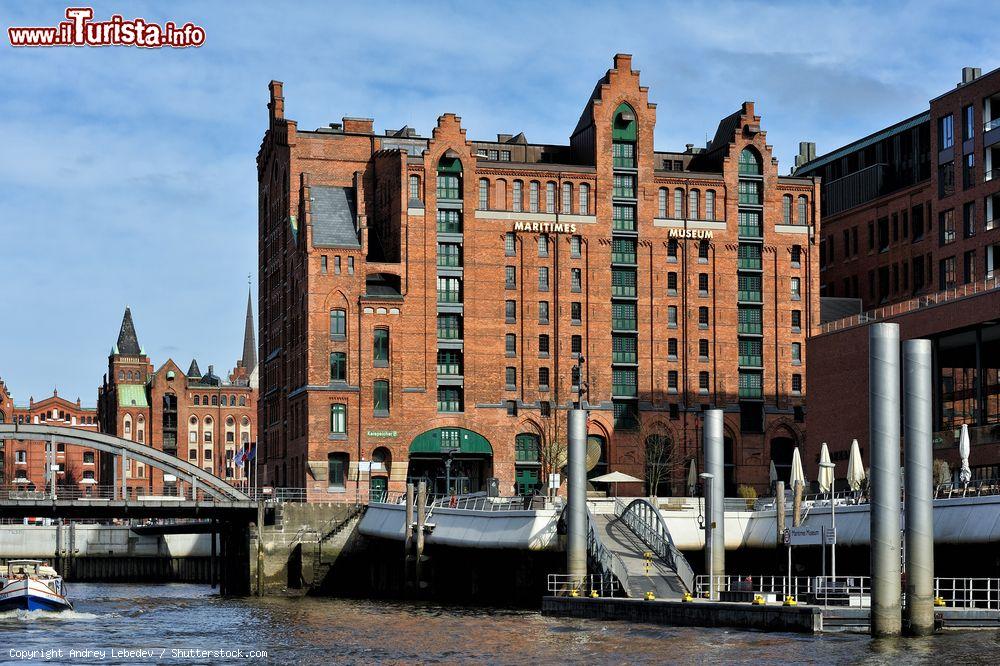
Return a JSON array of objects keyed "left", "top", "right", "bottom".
[
  {"left": 407, "top": 427, "right": 493, "bottom": 495},
  {"left": 370, "top": 446, "right": 392, "bottom": 501},
  {"left": 770, "top": 435, "right": 796, "bottom": 485},
  {"left": 586, "top": 435, "right": 608, "bottom": 491}
]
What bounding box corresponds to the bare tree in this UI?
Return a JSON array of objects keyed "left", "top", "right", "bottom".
[
  {"left": 639, "top": 420, "right": 684, "bottom": 498},
  {"left": 539, "top": 407, "right": 567, "bottom": 498}
]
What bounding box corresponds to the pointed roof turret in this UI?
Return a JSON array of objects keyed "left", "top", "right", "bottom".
[
  {"left": 241, "top": 288, "right": 257, "bottom": 374},
  {"left": 116, "top": 307, "right": 141, "bottom": 356},
  {"left": 187, "top": 359, "right": 202, "bottom": 377}
]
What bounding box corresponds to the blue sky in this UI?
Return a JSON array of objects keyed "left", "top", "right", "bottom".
[{"left": 0, "top": 0, "right": 997, "bottom": 404}]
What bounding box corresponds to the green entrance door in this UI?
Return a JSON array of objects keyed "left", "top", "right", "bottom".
[
  {"left": 370, "top": 476, "right": 388, "bottom": 502},
  {"left": 515, "top": 467, "right": 542, "bottom": 496}
]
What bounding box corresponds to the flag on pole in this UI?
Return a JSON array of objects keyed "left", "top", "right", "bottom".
[
  {"left": 233, "top": 446, "right": 246, "bottom": 466},
  {"left": 245, "top": 443, "right": 256, "bottom": 462}
]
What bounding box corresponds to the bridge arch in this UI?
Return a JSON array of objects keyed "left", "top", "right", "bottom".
[{"left": 0, "top": 424, "right": 249, "bottom": 501}]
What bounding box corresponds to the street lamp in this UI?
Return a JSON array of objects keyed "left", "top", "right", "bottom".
[{"left": 819, "top": 460, "right": 837, "bottom": 579}]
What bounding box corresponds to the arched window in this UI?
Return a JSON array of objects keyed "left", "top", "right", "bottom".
[
  {"left": 373, "top": 328, "right": 389, "bottom": 366},
  {"left": 739, "top": 147, "right": 762, "bottom": 175},
  {"left": 118, "top": 371, "right": 124, "bottom": 380},
  {"left": 330, "top": 403, "right": 347, "bottom": 435},
  {"left": 545, "top": 182, "right": 556, "bottom": 213},
  {"left": 496, "top": 179, "right": 507, "bottom": 210},
  {"left": 194, "top": 395, "right": 200, "bottom": 406},
  {"left": 409, "top": 174, "right": 421, "bottom": 202},
  {"left": 513, "top": 180, "right": 523, "bottom": 212},
  {"left": 797, "top": 195, "right": 808, "bottom": 225},
  {"left": 478, "top": 178, "right": 489, "bottom": 210},
  {"left": 579, "top": 183, "right": 590, "bottom": 215},
  {"left": 123, "top": 414, "right": 132, "bottom": 437},
  {"left": 689, "top": 189, "right": 700, "bottom": 220},
  {"left": 330, "top": 352, "right": 347, "bottom": 381},
  {"left": 529, "top": 181, "right": 539, "bottom": 212},
  {"left": 136, "top": 414, "right": 145, "bottom": 443},
  {"left": 436, "top": 155, "right": 462, "bottom": 199},
  {"left": 202, "top": 395, "right": 208, "bottom": 405},
  {"left": 562, "top": 182, "right": 572, "bottom": 214},
  {"left": 612, "top": 103, "right": 637, "bottom": 168},
  {"left": 673, "top": 188, "right": 684, "bottom": 218},
  {"left": 706, "top": 190, "right": 716, "bottom": 221},
  {"left": 327, "top": 452, "right": 349, "bottom": 489},
  {"left": 330, "top": 308, "right": 346, "bottom": 338},
  {"left": 782, "top": 195, "right": 793, "bottom": 224},
  {"left": 658, "top": 188, "right": 667, "bottom": 218},
  {"left": 239, "top": 395, "right": 247, "bottom": 406},
  {"left": 211, "top": 395, "right": 218, "bottom": 406}
]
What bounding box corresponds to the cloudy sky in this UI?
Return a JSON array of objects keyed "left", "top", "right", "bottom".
[{"left": 0, "top": 1, "right": 996, "bottom": 404}]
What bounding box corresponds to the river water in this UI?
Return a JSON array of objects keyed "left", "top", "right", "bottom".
[{"left": 1, "top": 584, "right": 998, "bottom": 664}]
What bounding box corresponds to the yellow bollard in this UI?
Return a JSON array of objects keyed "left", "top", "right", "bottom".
[
  {"left": 644, "top": 591, "right": 656, "bottom": 601},
  {"left": 752, "top": 594, "right": 765, "bottom": 605},
  {"left": 934, "top": 596, "right": 946, "bottom": 607},
  {"left": 783, "top": 595, "right": 798, "bottom": 606},
  {"left": 590, "top": 590, "right": 599, "bottom": 598},
  {"left": 569, "top": 589, "right": 579, "bottom": 598},
  {"left": 681, "top": 592, "right": 693, "bottom": 603}
]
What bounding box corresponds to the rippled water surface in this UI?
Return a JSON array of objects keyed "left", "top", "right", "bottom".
[{"left": 1, "top": 584, "right": 999, "bottom": 664}]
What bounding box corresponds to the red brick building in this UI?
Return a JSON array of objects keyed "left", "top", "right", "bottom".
[
  {"left": 799, "top": 65, "right": 1000, "bottom": 480},
  {"left": 257, "top": 54, "right": 821, "bottom": 500},
  {"left": 0, "top": 380, "right": 100, "bottom": 492},
  {"left": 97, "top": 302, "right": 259, "bottom": 497}
]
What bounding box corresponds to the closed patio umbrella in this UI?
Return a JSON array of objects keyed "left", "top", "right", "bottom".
[
  {"left": 769, "top": 460, "right": 778, "bottom": 486},
  {"left": 687, "top": 459, "right": 698, "bottom": 497},
  {"left": 959, "top": 423, "right": 972, "bottom": 486},
  {"left": 846, "top": 439, "right": 866, "bottom": 492},
  {"left": 817, "top": 443, "right": 834, "bottom": 494},
  {"left": 789, "top": 447, "right": 806, "bottom": 490}
]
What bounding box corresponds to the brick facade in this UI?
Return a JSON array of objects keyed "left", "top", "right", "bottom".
[
  {"left": 96, "top": 305, "right": 258, "bottom": 497},
  {"left": 800, "top": 65, "right": 1000, "bottom": 481},
  {"left": 0, "top": 385, "right": 99, "bottom": 491},
  {"left": 258, "top": 54, "right": 820, "bottom": 500}
]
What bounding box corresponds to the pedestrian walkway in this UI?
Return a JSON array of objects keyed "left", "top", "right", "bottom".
[{"left": 593, "top": 514, "right": 687, "bottom": 599}]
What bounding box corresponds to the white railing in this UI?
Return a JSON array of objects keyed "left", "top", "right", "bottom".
[
  {"left": 985, "top": 117, "right": 1000, "bottom": 132},
  {"left": 366, "top": 490, "right": 551, "bottom": 512},
  {"left": 819, "top": 276, "right": 1000, "bottom": 335},
  {"left": 547, "top": 573, "right": 619, "bottom": 598},
  {"left": 935, "top": 578, "right": 1000, "bottom": 609}
]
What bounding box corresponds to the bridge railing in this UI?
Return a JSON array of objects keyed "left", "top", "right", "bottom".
[
  {"left": 364, "top": 490, "right": 551, "bottom": 512},
  {"left": 547, "top": 573, "right": 620, "bottom": 598},
  {"left": 0, "top": 484, "right": 251, "bottom": 503},
  {"left": 615, "top": 497, "right": 695, "bottom": 593}
]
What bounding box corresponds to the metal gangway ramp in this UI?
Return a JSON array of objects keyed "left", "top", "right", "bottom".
[{"left": 587, "top": 498, "right": 695, "bottom": 599}]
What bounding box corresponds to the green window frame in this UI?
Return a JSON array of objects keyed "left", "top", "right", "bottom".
[
  {"left": 612, "top": 205, "right": 636, "bottom": 231},
  {"left": 515, "top": 433, "right": 541, "bottom": 463},
  {"left": 330, "top": 352, "right": 347, "bottom": 381},
  {"left": 738, "top": 148, "right": 762, "bottom": 175},
  {"left": 437, "top": 350, "right": 462, "bottom": 376},
  {"left": 738, "top": 210, "right": 762, "bottom": 238},
  {"left": 328, "top": 453, "right": 348, "bottom": 488},
  {"left": 612, "top": 368, "right": 638, "bottom": 397},
  {"left": 738, "top": 338, "right": 763, "bottom": 367},
  {"left": 611, "top": 268, "right": 636, "bottom": 297},
  {"left": 738, "top": 306, "right": 763, "bottom": 335},
  {"left": 437, "top": 387, "right": 462, "bottom": 413},
  {"left": 738, "top": 274, "right": 762, "bottom": 302},
  {"left": 330, "top": 403, "right": 347, "bottom": 434},
  {"left": 437, "top": 243, "right": 461, "bottom": 267},
  {"left": 738, "top": 243, "right": 762, "bottom": 270},
  {"left": 330, "top": 309, "right": 346, "bottom": 338},
  {"left": 612, "top": 302, "right": 637, "bottom": 331},
  {"left": 373, "top": 329, "right": 389, "bottom": 366},
  {"left": 436, "top": 209, "right": 461, "bottom": 233},
  {"left": 611, "top": 237, "right": 636, "bottom": 264},
  {"left": 437, "top": 276, "right": 461, "bottom": 303},
  {"left": 613, "top": 141, "right": 636, "bottom": 168},
  {"left": 613, "top": 173, "right": 636, "bottom": 198},
  {"left": 373, "top": 380, "right": 390, "bottom": 415},
  {"left": 612, "top": 335, "right": 637, "bottom": 364},
  {"left": 437, "top": 314, "right": 461, "bottom": 340},
  {"left": 738, "top": 179, "right": 762, "bottom": 205},
  {"left": 739, "top": 371, "right": 763, "bottom": 399},
  {"left": 613, "top": 401, "right": 638, "bottom": 430}
]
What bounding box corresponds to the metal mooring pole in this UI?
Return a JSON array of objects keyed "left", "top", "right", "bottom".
[
  {"left": 703, "top": 409, "right": 725, "bottom": 581},
  {"left": 869, "top": 323, "right": 902, "bottom": 637},
  {"left": 903, "top": 339, "right": 935, "bottom": 636},
  {"left": 700, "top": 473, "right": 715, "bottom": 600},
  {"left": 567, "top": 407, "right": 588, "bottom": 588}
]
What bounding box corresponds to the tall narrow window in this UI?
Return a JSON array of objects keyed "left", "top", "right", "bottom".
[
  {"left": 658, "top": 188, "right": 667, "bottom": 217},
  {"left": 330, "top": 352, "right": 347, "bottom": 381},
  {"left": 478, "top": 178, "right": 489, "bottom": 210},
  {"left": 505, "top": 266, "right": 516, "bottom": 289},
  {"left": 673, "top": 188, "right": 684, "bottom": 218},
  {"left": 505, "top": 333, "right": 516, "bottom": 356},
  {"left": 782, "top": 195, "right": 792, "bottom": 224},
  {"left": 505, "top": 300, "right": 517, "bottom": 323},
  {"left": 330, "top": 403, "right": 347, "bottom": 435},
  {"left": 689, "top": 189, "right": 700, "bottom": 219},
  {"left": 571, "top": 268, "right": 582, "bottom": 292},
  {"left": 513, "top": 180, "right": 523, "bottom": 211},
  {"left": 706, "top": 190, "right": 715, "bottom": 220},
  {"left": 739, "top": 148, "right": 762, "bottom": 175},
  {"left": 538, "top": 234, "right": 549, "bottom": 257},
  {"left": 505, "top": 232, "right": 516, "bottom": 256},
  {"left": 562, "top": 182, "right": 572, "bottom": 214},
  {"left": 545, "top": 182, "right": 556, "bottom": 213},
  {"left": 529, "top": 181, "right": 539, "bottom": 212},
  {"left": 791, "top": 277, "right": 801, "bottom": 300},
  {"left": 373, "top": 329, "right": 389, "bottom": 367},
  {"left": 579, "top": 184, "right": 589, "bottom": 214},
  {"left": 539, "top": 266, "right": 549, "bottom": 291},
  {"left": 797, "top": 196, "right": 808, "bottom": 225},
  {"left": 409, "top": 175, "right": 421, "bottom": 202},
  {"left": 373, "top": 380, "right": 390, "bottom": 415},
  {"left": 330, "top": 309, "right": 346, "bottom": 338}
]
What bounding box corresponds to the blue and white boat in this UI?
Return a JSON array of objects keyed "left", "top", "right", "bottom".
[{"left": 0, "top": 560, "right": 73, "bottom": 612}]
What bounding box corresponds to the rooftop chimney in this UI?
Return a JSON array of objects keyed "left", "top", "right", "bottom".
[
  {"left": 794, "top": 141, "right": 817, "bottom": 171},
  {"left": 685, "top": 143, "right": 694, "bottom": 153},
  {"left": 961, "top": 67, "right": 982, "bottom": 85}
]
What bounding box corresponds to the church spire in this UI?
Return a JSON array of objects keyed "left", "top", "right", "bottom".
[
  {"left": 241, "top": 287, "right": 257, "bottom": 374},
  {"left": 115, "top": 306, "right": 142, "bottom": 356}
]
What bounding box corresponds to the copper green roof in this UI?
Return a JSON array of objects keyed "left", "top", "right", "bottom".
[
  {"left": 410, "top": 428, "right": 492, "bottom": 456},
  {"left": 117, "top": 384, "right": 148, "bottom": 408}
]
